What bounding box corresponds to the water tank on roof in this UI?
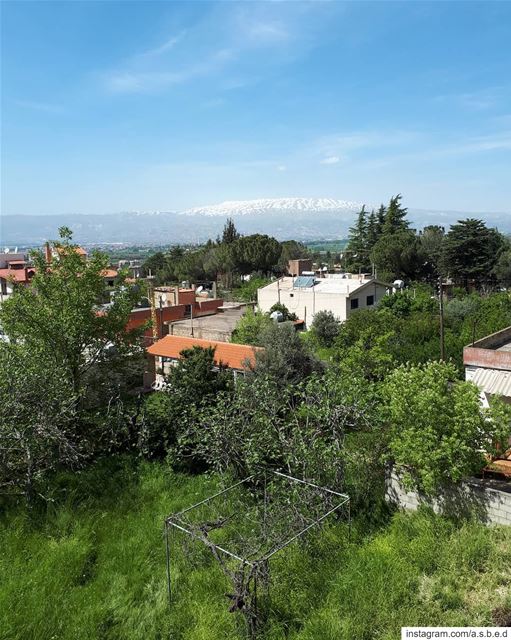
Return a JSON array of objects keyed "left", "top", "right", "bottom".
[{"left": 270, "top": 311, "right": 284, "bottom": 323}]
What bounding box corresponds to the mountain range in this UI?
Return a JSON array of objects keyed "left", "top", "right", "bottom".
[{"left": 2, "top": 198, "right": 510, "bottom": 246}]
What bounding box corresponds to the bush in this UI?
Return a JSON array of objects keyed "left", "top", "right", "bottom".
[{"left": 311, "top": 310, "right": 340, "bottom": 347}]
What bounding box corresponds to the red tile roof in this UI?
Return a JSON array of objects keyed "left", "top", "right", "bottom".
[
  {"left": 147, "top": 335, "right": 261, "bottom": 371},
  {"left": 0, "top": 268, "right": 35, "bottom": 283},
  {"left": 101, "top": 269, "right": 118, "bottom": 278}
]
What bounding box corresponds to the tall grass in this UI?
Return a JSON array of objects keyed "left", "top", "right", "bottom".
[{"left": 1, "top": 457, "right": 509, "bottom": 640}]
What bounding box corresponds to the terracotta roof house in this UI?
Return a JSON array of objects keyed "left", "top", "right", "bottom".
[
  {"left": 145, "top": 335, "right": 262, "bottom": 387},
  {"left": 0, "top": 257, "right": 36, "bottom": 302}
]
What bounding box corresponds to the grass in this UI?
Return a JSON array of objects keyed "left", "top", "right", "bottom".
[{"left": 1, "top": 457, "right": 510, "bottom": 639}]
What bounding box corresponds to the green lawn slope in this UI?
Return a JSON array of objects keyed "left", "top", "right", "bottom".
[{"left": 1, "top": 457, "right": 510, "bottom": 640}]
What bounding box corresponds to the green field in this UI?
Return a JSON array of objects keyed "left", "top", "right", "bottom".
[{"left": 1, "top": 457, "right": 510, "bottom": 640}]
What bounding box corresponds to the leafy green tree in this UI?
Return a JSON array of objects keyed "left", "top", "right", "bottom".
[
  {"left": 141, "top": 251, "right": 167, "bottom": 279},
  {"left": 279, "top": 240, "right": 310, "bottom": 269},
  {"left": 0, "top": 343, "right": 79, "bottom": 503},
  {"left": 231, "top": 234, "right": 282, "bottom": 274},
  {"left": 231, "top": 277, "right": 271, "bottom": 303},
  {"left": 440, "top": 218, "right": 505, "bottom": 288},
  {"left": 419, "top": 225, "right": 445, "bottom": 278},
  {"left": 311, "top": 310, "right": 340, "bottom": 347},
  {"left": 141, "top": 346, "right": 232, "bottom": 462},
  {"left": 493, "top": 247, "right": 511, "bottom": 287},
  {"left": 253, "top": 322, "right": 322, "bottom": 386},
  {"left": 0, "top": 228, "right": 143, "bottom": 405},
  {"left": 370, "top": 230, "right": 421, "bottom": 282},
  {"left": 231, "top": 308, "right": 273, "bottom": 345},
  {"left": 383, "top": 361, "right": 511, "bottom": 494}
]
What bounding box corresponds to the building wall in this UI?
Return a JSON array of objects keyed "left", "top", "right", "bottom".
[
  {"left": 258, "top": 280, "right": 387, "bottom": 326},
  {"left": 287, "top": 259, "right": 313, "bottom": 277},
  {"left": 386, "top": 470, "right": 511, "bottom": 526}
]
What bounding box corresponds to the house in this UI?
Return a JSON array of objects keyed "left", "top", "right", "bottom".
[
  {"left": 257, "top": 274, "right": 389, "bottom": 327},
  {"left": 0, "top": 253, "right": 35, "bottom": 302},
  {"left": 145, "top": 335, "right": 261, "bottom": 387},
  {"left": 464, "top": 326, "right": 511, "bottom": 478}
]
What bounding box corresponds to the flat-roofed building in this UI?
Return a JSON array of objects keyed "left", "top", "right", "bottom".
[{"left": 257, "top": 274, "right": 389, "bottom": 326}]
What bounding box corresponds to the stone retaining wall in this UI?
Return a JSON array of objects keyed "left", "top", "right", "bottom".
[{"left": 385, "top": 471, "right": 511, "bottom": 526}]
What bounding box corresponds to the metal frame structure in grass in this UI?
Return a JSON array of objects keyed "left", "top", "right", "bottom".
[{"left": 164, "top": 470, "right": 350, "bottom": 637}]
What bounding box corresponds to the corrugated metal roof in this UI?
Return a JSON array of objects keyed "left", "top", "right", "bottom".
[{"left": 471, "top": 368, "right": 511, "bottom": 397}]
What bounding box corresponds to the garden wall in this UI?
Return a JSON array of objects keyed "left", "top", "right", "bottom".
[{"left": 385, "top": 471, "right": 511, "bottom": 526}]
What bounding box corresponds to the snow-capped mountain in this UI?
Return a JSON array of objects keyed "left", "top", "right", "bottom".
[
  {"left": 3, "top": 197, "right": 510, "bottom": 245},
  {"left": 182, "top": 197, "right": 364, "bottom": 217}
]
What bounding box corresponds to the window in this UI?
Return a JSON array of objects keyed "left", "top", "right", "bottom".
[
  {"left": 366, "top": 295, "right": 374, "bottom": 306},
  {"left": 350, "top": 298, "right": 359, "bottom": 310}
]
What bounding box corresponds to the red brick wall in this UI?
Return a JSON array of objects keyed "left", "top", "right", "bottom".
[{"left": 464, "top": 346, "right": 511, "bottom": 372}]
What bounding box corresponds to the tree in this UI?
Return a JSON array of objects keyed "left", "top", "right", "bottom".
[
  {"left": 221, "top": 218, "right": 240, "bottom": 245},
  {"left": 419, "top": 225, "right": 445, "bottom": 278},
  {"left": 279, "top": 240, "right": 310, "bottom": 270},
  {"left": 493, "top": 247, "right": 511, "bottom": 288},
  {"left": 381, "top": 194, "right": 409, "bottom": 235},
  {"left": 370, "top": 230, "right": 421, "bottom": 282},
  {"left": 231, "top": 308, "right": 273, "bottom": 345},
  {"left": 253, "top": 322, "right": 322, "bottom": 386},
  {"left": 440, "top": 218, "right": 504, "bottom": 288},
  {"left": 311, "top": 310, "right": 340, "bottom": 347},
  {"left": 0, "top": 343, "right": 79, "bottom": 503},
  {"left": 0, "top": 228, "right": 143, "bottom": 407},
  {"left": 347, "top": 206, "right": 370, "bottom": 270},
  {"left": 366, "top": 210, "right": 379, "bottom": 250},
  {"left": 141, "top": 346, "right": 232, "bottom": 462},
  {"left": 231, "top": 234, "right": 282, "bottom": 274},
  {"left": 383, "top": 361, "right": 511, "bottom": 495}
]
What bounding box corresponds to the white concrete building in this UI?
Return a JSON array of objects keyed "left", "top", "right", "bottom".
[{"left": 257, "top": 274, "right": 389, "bottom": 326}]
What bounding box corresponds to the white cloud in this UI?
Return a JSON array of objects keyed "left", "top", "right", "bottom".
[
  {"left": 277, "top": 164, "right": 287, "bottom": 171},
  {"left": 137, "top": 32, "right": 186, "bottom": 58},
  {"left": 320, "top": 156, "right": 340, "bottom": 165},
  {"left": 103, "top": 48, "right": 236, "bottom": 94}
]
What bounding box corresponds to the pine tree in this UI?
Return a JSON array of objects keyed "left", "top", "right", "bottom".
[
  {"left": 366, "top": 210, "right": 379, "bottom": 250},
  {"left": 221, "top": 218, "right": 240, "bottom": 244},
  {"left": 382, "top": 194, "right": 409, "bottom": 235},
  {"left": 347, "top": 206, "right": 370, "bottom": 271},
  {"left": 347, "top": 206, "right": 368, "bottom": 253},
  {"left": 376, "top": 204, "right": 386, "bottom": 236}
]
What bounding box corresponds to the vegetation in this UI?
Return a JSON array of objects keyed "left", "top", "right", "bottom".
[
  {"left": 383, "top": 361, "right": 511, "bottom": 494},
  {"left": 2, "top": 211, "right": 511, "bottom": 638},
  {"left": 141, "top": 220, "right": 311, "bottom": 287},
  {"left": 1, "top": 459, "right": 510, "bottom": 640},
  {"left": 0, "top": 228, "right": 144, "bottom": 503},
  {"left": 347, "top": 195, "right": 509, "bottom": 287}
]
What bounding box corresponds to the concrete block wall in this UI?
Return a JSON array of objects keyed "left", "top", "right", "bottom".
[{"left": 386, "top": 471, "right": 511, "bottom": 526}]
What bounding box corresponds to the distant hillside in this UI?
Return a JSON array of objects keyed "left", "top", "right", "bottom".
[{"left": 2, "top": 198, "right": 510, "bottom": 245}]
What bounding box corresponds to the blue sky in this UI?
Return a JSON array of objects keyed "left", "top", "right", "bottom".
[{"left": 1, "top": 0, "right": 511, "bottom": 216}]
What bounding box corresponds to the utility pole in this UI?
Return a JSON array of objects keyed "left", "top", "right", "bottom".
[{"left": 438, "top": 275, "right": 445, "bottom": 361}]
